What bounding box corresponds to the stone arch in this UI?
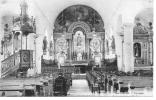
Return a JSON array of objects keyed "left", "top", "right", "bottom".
[
  {"left": 53, "top": 4, "right": 105, "bottom": 26},
  {"left": 68, "top": 21, "right": 91, "bottom": 33}
]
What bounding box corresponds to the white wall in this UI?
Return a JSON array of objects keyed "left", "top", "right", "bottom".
[
  {"left": 0, "top": 16, "right": 3, "bottom": 78},
  {"left": 0, "top": 0, "right": 153, "bottom": 74}
]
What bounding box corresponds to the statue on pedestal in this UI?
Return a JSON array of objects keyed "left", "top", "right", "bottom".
[
  {"left": 134, "top": 43, "right": 141, "bottom": 57},
  {"left": 42, "top": 36, "right": 47, "bottom": 55}
]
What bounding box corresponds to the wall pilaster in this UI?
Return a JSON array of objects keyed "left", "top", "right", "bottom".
[{"left": 123, "top": 23, "right": 134, "bottom": 72}]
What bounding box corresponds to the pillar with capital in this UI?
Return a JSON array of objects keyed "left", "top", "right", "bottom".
[
  {"left": 54, "top": 39, "right": 57, "bottom": 61},
  {"left": 123, "top": 23, "right": 134, "bottom": 72},
  {"left": 102, "top": 33, "right": 105, "bottom": 61},
  {"left": 68, "top": 39, "right": 72, "bottom": 61},
  {"left": 0, "top": 17, "right": 3, "bottom": 78},
  {"left": 86, "top": 38, "right": 90, "bottom": 60}
]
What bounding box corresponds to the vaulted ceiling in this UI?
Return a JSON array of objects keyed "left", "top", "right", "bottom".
[
  {"left": 135, "top": 8, "right": 153, "bottom": 27},
  {"left": 0, "top": 0, "right": 127, "bottom": 27},
  {"left": 0, "top": 0, "right": 153, "bottom": 33}
]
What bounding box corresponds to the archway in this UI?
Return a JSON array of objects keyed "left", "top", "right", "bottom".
[
  {"left": 53, "top": 5, "right": 104, "bottom": 33},
  {"left": 53, "top": 5, "right": 105, "bottom": 72}
]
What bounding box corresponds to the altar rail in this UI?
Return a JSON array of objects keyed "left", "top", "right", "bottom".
[{"left": 41, "top": 66, "right": 80, "bottom": 75}]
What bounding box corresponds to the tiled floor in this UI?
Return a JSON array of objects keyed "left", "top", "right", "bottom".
[
  {"left": 67, "top": 79, "right": 153, "bottom": 97},
  {"left": 68, "top": 80, "right": 92, "bottom": 96}
]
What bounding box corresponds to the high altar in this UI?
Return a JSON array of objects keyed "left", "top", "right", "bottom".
[{"left": 53, "top": 21, "right": 105, "bottom": 67}]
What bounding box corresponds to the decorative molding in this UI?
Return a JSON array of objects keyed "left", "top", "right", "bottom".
[{"left": 68, "top": 21, "right": 91, "bottom": 33}]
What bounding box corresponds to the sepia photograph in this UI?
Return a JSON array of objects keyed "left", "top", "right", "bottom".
[{"left": 0, "top": 0, "right": 154, "bottom": 97}]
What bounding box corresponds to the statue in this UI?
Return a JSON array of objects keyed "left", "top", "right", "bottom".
[
  {"left": 111, "top": 36, "right": 115, "bottom": 50},
  {"left": 4, "top": 24, "right": 9, "bottom": 32},
  {"left": 77, "top": 33, "right": 82, "bottom": 46},
  {"left": 106, "top": 40, "right": 109, "bottom": 54},
  {"left": 134, "top": 43, "right": 141, "bottom": 57},
  {"left": 49, "top": 41, "right": 53, "bottom": 56},
  {"left": 149, "top": 22, "right": 153, "bottom": 30},
  {"left": 42, "top": 36, "right": 47, "bottom": 55},
  {"left": 1, "top": 40, "right": 4, "bottom": 55}
]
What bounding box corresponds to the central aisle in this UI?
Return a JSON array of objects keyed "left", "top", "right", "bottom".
[{"left": 68, "top": 79, "right": 93, "bottom": 96}]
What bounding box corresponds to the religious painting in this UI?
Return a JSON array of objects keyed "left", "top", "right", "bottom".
[
  {"left": 54, "top": 5, "right": 104, "bottom": 33},
  {"left": 73, "top": 31, "right": 85, "bottom": 53},
  {"left": 94, "top": 55, "right": 102, "bottom": 66},
  {"left": 56, "top": 37, "right": 67, "bottom": 55},
  {"left": 90, "top": 36, "right": 102, "bottom": 60},
  {"left": 56, "top": 37, "right": 68, "bottom": 63},
  {"left": 90, "top": 37, "right": 101, "bottom": 53}
]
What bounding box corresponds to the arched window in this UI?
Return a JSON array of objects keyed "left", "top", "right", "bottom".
[{"left": 134, "top": 43, "right": 141, "bottom": 57}]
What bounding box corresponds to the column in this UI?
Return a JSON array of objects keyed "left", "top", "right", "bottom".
[
  {"left": 0, "top": 17, "right": 3, "bottom": 78},
  {"left": 148, "top": 36, "right": 153, "bottom": 66},
  {"left": 100, "top": 35, "right": 105, "bottom": 67},
  {"left": 69, "top": 39, "right": 72, "bottom": 61},
  {"left": 102, "top": 34, "right": 105, "bottom": 61},
  {"left": 85, "top": 38, "right": 88, "bottom": 60},
  {"left": 123, "top": 23, "right": 134, "bottom": 72},
  {"left": 85, "top": 38, "right": 87, "bottom": 60},
  {"left": 150, "top": 41, "right": 153, "bottom": 65},
  {"left": 35, "top": 35, "right": 43, "bottom": 74},
  {"left": 54, "top": 39, "right": 56, "bottom": 60},
  {"left": 72, "top": 37, "right": 74, "bottom": 60},
  {"left": 67, "top": 39, "right": 70, "bottom": 60},
  {"left": 67, "top": 39, "right": 69, "bottom": 60},
  {"left": 88, "top": 39, "right": 90, "bottom": 60}
]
